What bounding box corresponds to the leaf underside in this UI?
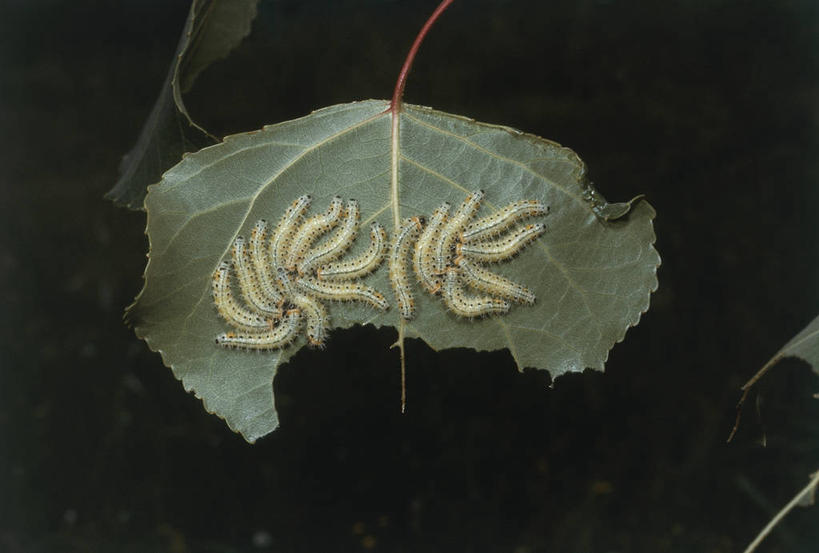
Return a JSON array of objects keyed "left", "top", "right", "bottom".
[
  {"left": 107, "top": 0, "right": 259, "bottom": 210},
  {"left": 128, "top": 100, "right": 660, "bottom": 442}
]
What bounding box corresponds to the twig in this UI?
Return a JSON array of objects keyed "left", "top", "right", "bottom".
[
  {"left": 728, "top": 352, "right": 783, "bottom": 442},
  {"left": 740, "top": 469, "right": 819, "bottom": 553}
]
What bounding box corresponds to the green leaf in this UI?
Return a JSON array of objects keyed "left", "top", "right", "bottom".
[
  {"left": 741, "top": 314, "right": 819, "bottom": 391},
  {"left": 776, "top": 315, "right": 819, "bottom": 375},
  {"left": 127, "top": 100, "right": 660, "bottom": 442},
  {"left": 107, "top": 0, "right": 259, "bottom": 210},
  {"left": 729, "top": 314, "right": 819, "bottom": 443}
]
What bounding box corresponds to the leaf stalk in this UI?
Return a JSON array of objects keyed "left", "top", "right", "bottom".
[
  {"left": 389, "top": 0, "right": 455, "bottom": 414},
  {"left": 389, "top": 0, "right": 455, "bottom": 112}
]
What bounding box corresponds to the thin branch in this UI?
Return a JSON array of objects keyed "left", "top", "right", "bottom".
[
  {"left": 741, "top": 469, "right": 819, "bottom": 553},
  {"left": 727, "top": 352, "right": 783, "bottom": 442}
]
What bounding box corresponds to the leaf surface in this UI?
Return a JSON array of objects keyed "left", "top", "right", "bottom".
[
  {"left": 776, "top": 315, "right": 819, "bottom": 374},
  {"left": 107, "top": 0, "right": 259, "bottom": 210},
  {"left": 128, "top": 100, "right": 660, "bottom": 442}
]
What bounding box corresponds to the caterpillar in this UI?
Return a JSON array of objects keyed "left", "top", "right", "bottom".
[{"left": 389, "top": 216, "right": 424, "bottom": 320}]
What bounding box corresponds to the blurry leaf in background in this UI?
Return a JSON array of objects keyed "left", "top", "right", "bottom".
[
  {"left": 106, "top": 0, "right": 259, "bottom": 210},
  {"left": 737, "top": 314, "right": 819, "bottom": 407},
  {"left": 730, "top": 314, "right": 819, "bottom": 442},
  {"left": 734, "top": 315, "right": 819, "bottom": 552},
  {"left": 127, "top": 100, "right": 659, "bottom": 442},
  {"left": 774, "top": 315, "right": 819, "bottom": 378}
]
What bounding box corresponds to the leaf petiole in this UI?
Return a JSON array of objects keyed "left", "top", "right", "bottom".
[{"left": 389, "top": 0, "right": 455, "bottom": 113}]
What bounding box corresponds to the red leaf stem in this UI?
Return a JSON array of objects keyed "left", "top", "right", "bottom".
[{"left": 389, "top": 0, "right": 455, "bottom": 112}]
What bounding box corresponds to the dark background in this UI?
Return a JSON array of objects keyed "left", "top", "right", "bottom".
[{"left": 1, "top": 1, "right": 818, "bottom": 552}]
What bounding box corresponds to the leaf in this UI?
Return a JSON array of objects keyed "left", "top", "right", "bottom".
[
  {"left": 774, "top": 315, "right": 819, "bottom": 375},
  {"left": 106, "top": 0, "right": 259, "bottom": 210},
  {"left": 729, "top": 319, "right": 819, "bottom": 553},
  {"left": 729, "top": 319, "right": 819, "bottom": 551},
  {"left": 127, "top": 99, "right": 660, "bottom": 442},
  {"left": 729, "top": 314, "right": 819, "bottom": 441}
]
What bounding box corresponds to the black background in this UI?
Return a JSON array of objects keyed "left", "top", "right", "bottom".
[{"left": 1, "top": 1, "right": 818, "bottom": 552}]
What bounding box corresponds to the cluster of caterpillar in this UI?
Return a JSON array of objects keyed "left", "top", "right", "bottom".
[
  {"left": 389, "top": 190, "right": 548, "bottom": 319},
  {"left": 212, "top": 195, "right": 388, "bottom": 350},
  {"left": 213, "top": 190, "right": 547, "bottom": 351}
]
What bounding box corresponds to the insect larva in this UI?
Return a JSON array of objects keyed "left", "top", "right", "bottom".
[
  {"left": 213, "top": 193, "right": 392, "bottom": 351},
  {"left": 215, "top": 309, "right": 301, "bottom": 351},
  {"left": 296, "top": 277, "right": 389, "bottom": 310},
  {"left": 413, "top": 202, "right": 449, "bottom": 294},
  {"left": 433, "top": 190, "right": 484, "bottom": 274},
  {"left": 455, "top": 256, "right": 536, "bottom": 305},
  {"left": 290, "top": 292, "right": 329, "bottom": 347},
  {"left": 270, "top": 194, "right": 311, "bottom": 268},
  {"left": 296, "top": 199, "right": 359, "bottom": 275},
  {"left": 211, "top": 261, "right": 273, "bottom": 331},
  {"left": 457, "top": 223, "right": 546, "bottom": 263},
  {"left": 231, "top": 236, "right": 282, "bottom": 316},
  {"left": 317, "top": 222, "right": 387, "bottom": 281},
  {"left": 248, "top": 220, "right": 284, "bottom": 306},
  {"left": 274, "top": 266, "right": 294, "bottom": 296},
  {"left": 389, "top": 216, "right": 423, "bottom": 320},
  {"left": 461, "top": 200, "right": 547, "bottom": 243},
  {"left": 442, "top": 268, "right": 510, "bottom": 318},
  {"left": 286, "top": 196, "right": 344, "bottom": 269}
]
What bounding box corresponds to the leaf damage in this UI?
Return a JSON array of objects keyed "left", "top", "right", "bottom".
[{"left": 127, "top": 100, "right": 660, "bottom": 441}]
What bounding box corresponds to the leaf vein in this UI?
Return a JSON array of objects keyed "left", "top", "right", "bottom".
[{"left": 402, "top": 112, "right": 583, "bottom": 204}]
